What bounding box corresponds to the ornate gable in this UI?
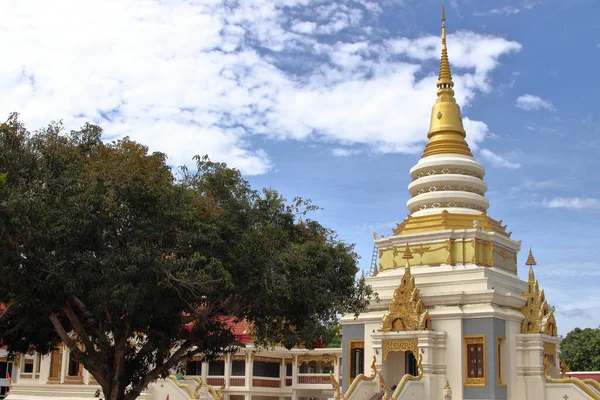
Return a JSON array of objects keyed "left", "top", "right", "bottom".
[
  {"left": 520, "top": 251, "right": 557, "bottom": 336},
  {"left": 381, "top": 245, "right": 432, "bottom": 331}
]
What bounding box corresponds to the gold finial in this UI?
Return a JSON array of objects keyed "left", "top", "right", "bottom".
[
  {"left": 421, "top": 7, "right": 472, "bottom": 159},
  {"left": 444, "top": 379, "right": 451, "bottom": 389},
  {"left": 525, "top": 248, "right": 537, "bottom": 266},
  {"left": 402, "top": 244, "right": 413, "bottom": 269}
]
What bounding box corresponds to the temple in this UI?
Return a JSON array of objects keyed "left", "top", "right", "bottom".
[{"left": 4, "top": 8, "right": 600, "bottom": 400}]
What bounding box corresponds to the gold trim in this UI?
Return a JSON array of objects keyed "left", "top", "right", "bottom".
[
  {"left": 409, "top": 202, "right": 486, "bottom": 214},
  {"left": 330, "top": 372, "right": 341, "bottom": 400},
  {"left": 231, "top": 355, "right": 246, "bottom": 361},
  {"left": 382, "top": 340, "right": 418, "bottom": 361},
  {"left": 298, "top": 354, "right": 335, "bottom": 365},
  {"left": 393, "top": 211, "right": 510, "bottom": 237},
  {"left": 168, "top": 375, "right": 195, "bottom": 398},
  {"left": 253, "top": 356, "right": 282, "bottom": 364},
  {"left": 414, "top": 167, "right": 483, "bottom": 181},
  {"left": 347, "top": 340, "right": 364, "bottom": 385},
  {"left": 497, "top": 337, "right": 506, "bottom": 388},
  {"left": 342, "top": 356, "right": 377, "bottom": 400},
  {"left": 542, "top": 356, "right": 600, "bottom": 400},
  {"left": 521, "top": 267, "right": 558, "bottom": 336},
  {"left": 390, "top": 354, "right": 423, "bottom": 400},
  {"left": 543, "top": 343, "right": 556, "bottom": 360},
  {"left": 284, "top": 358, "right": 293, "bottom": 365},
  {"left": 380, "top": 265, "right": 431, "bottom": 332},
  {"left": 464, "top": 335, "right": 486, "bottom": 387},
  {"left": 415, "top": 185, "right": 484, "bottom": 196}
]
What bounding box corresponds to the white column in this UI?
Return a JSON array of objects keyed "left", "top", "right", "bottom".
[
  {"left": 39, "top": 354, "right": 51, "bottom": 383},
  {"left": 505, "top": 319, "right": 520, "bottom": 400},
  {"left": 202, "top": 360, "right": 209, "bottom": 383},
  {"left": 245, "top": 354, "right": 253, "bottom": 390},
  {"left": 291, "top": 355, "right": 298, "bottom": 388},
  {"left": 60, "top": 347, "right": 68, "bottom": 384},
  {"left": 224, "top": 355, "right": 231, "bottom": 388},
  {"left": 432, "top": 313, "right": 463, "bottom": 400}
]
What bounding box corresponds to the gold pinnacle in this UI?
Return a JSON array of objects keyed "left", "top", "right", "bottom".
[
  {"left": 525, "top": 248, "right": 537, "bottom": 266},
  {"left": 421, "top": 6, "right": 472, "bottom": 159}
]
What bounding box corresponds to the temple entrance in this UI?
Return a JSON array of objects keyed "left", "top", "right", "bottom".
[
  {"left": 382, "top": 351, "right": 405, "bottom": 390},
  {"left": 405, "top": 351, "right": 418, "bottom": 377}
]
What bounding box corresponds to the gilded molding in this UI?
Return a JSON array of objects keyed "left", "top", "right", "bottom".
[
  {"left": 382, "top": 339, "right": 418, "bottom": 360},
  {"left": 298, "top": 354, "right": 336, "bottom": 365},
  {"left": 253, "top": 356, "right": 282, "bottom": 363},
  {"left": 520, "top": 267, "right": 558, "bottom": 336},
  {"left": 542, "top": 356, "right": 600, "bottom": 400},
  {"left": 380, "top": 265, "right": 431, "bottom": 332},
  {"left": 464, "top": 335, "right": 486, "bottom": 387},
  {"left": 409, "top": 201, "right": 486, "bottom": 214},
  {"left": 342, "top": 356, "right": 377, "bottom": 400},
  {"left": 393, "top": 211, "right": 511, "bottom": 236},
  {"left": 413, "top": 168, "right": 483, "bottom": 181},
  {"left": 231, "top": 355, "right": 246, "bottom": 361},
  {"left": 390, "top": 354, "right": 423, "bottom": 400},
  {"left": 415, "top": 185, "right": 484, "bottom": 196}
]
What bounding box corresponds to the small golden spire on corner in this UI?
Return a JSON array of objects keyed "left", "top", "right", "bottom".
[
  {"left": 402, "top": 244, "right": 413, "bottom": 269},
  {"left": 525, "top": 248, "right": 537, "bottom": 266},
  {"left": 444, "top": 379, "right": 451, "bottom": 389}
]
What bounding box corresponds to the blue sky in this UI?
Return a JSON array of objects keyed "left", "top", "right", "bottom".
[{"left": 1, "top": 0, "right": 598, "bottom": 335}]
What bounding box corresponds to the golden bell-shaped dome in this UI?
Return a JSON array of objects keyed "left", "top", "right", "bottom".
[{"left": 422, "top": 7, "right": 472, "bottom": 159}]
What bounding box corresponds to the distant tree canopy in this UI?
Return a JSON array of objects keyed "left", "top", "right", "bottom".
[
  {"left": 560, "top": 327, "right": 600, "bottom": 371},
  {"left": 0, "top": 113, "right": 372, "bottom": 400}
]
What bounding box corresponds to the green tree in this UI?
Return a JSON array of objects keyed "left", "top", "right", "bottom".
[
  {"left": 560, "top": 327, "right": 600, "bottom": 371},
  {"left": 0, "top": 114, "right": 372, "bottom": 400}
]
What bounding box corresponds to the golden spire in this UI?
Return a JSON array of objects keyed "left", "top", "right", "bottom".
[
  {"left": 402, "top": 244, "right": 413, "bottom": 269},
  {"left": 421, "top": 7, "right": 473, "bottom": 159},
  {"left": 526, "top": 248, "right": 537, "bottom": 281},
  {"left": 525, "top": 248, "right": 537, "bottom": 266}
]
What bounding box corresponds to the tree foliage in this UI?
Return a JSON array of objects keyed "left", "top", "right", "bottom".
[
  {"left": 0, "top": 113, "right": 372, "bottom": 400},
  {"left": 560, "top": 327, "right": 600, "bottom": 371}
]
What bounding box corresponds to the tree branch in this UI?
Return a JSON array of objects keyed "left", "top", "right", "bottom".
[
  {"left": 110, "top": 321, "right": 130, "bottom": 400},
  {"left": 62, "top": 303, "right": 94, "bottom": 354},
  {"left": 125, "top": 341, "right": 203, "bottom": 400},
  {"left": 48, "top": 313, "right": 109, "bottom": 391}
]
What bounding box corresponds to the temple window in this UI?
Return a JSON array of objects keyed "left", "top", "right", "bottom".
[
  {"left": 253, "top": 360, "right": 280, "bottom": 378},
  {"left": 349, "top": 340, "right": 364, "bottom": 383},
  {"left": 185, "top": 360, "right": 203, "bottom": 376},
  {"left": 208, "top": 360, "right": 225, "bottom": 376},
  {"left": 21, "top": 356, "right": 34, "bottom": 378},
  {"left": 465, "top": 336, "right": 486, "bottom": 386},
  {"left": 231, "top": 360, "right": 245, "bottom": 376}
]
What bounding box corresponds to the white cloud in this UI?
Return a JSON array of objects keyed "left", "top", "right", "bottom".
[
  {"left": 541, "top": 197, "right": 600, "bottom": 210},
  {"left": 291, "top": 21, "right": 317, "bottom": 34},
  {"left": 479, "top": 149, "right": 521, "bottom": 169},
  {"left": 474, "top": 6, "right": 520, "bottom": 16},
  {"left": 332, "top": 148, "right": 363, "bottom": 157},
  {"left": 516, "top": 94, "right": 556, "bottom": 111},
  {"left": 0, "top": 0, "right": 522, "bottom": 175}
]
